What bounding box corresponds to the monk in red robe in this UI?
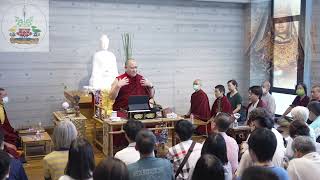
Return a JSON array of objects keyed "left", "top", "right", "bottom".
[
  {"left": 211, "top": 85, "right": 232, "bottom": 117},
  {"left": 185, "top": 79, "right": 211, "bottom": 134},
  {"left": 110, "top": 59, "right": 154, "bottom": 114},
  {"left": 0, "top": 88, "right": 20, "bottom": 158},
  {"left": 109, "top": 59, "right": 154, "bottom": 150}
]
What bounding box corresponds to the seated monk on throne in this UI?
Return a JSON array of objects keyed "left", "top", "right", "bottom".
[
  {"left": 0, "top": 88, "right": 20, "bottom": 159},
  {"left": 185, "top": 79, "right": 211, "bottom": 134}
]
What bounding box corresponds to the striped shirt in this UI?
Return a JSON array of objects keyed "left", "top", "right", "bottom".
[
  {"left": 166, "top": 140, "right": 202, "bottom": 180},
  {"left": 43, "top": 150, "right": 69, "bottom": 180}
]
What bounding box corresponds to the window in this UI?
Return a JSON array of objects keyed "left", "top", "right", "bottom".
[{"left": 271, "top": 0, "right": 305, "bottom": 115}]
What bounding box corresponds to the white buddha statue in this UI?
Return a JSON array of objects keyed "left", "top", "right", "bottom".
[{"left": 89, "top": 35, "right": 118, "bottom": 90}]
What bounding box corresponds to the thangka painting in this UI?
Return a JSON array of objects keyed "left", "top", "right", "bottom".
[
  {"left": 248, "top": 0, "right": 304, "bottom": 89},
  {"left": 0, "top": 0, "right": 49, "bottom": 52}
]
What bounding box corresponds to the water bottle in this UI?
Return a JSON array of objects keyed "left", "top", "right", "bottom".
[{"left": 233, "top": 119, "right": 238, "bottom": 128}]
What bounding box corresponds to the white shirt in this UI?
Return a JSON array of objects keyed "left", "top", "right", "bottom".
[
  {"left": 262, "top": 92, "right": 276, "bottom": 115},
  {"left": 236, "top": 128, "right": 285, "bottom": 177},
  {"left": 114, "top": 142, "right": 140, "bottom": 165},
  {"left": 287, "top": 152, "right": 320, "bottom": 180},
  {"left": 59, "top": 175, "right": 92, "bottom": 180},
  {"left": 247, "top": 100, "right": 260, "bottom": 121}
]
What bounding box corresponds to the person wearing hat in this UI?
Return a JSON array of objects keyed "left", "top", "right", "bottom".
[{"left": 308, "top": 101, "right": 320, "bottom": 142}]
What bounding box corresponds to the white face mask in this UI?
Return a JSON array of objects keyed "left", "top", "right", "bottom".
[
  {"left": 193, "top": 84, "right": 200, "bottom": 91},
  {"left": 2, "top": 96, "right": 9, "bottom": 104}
]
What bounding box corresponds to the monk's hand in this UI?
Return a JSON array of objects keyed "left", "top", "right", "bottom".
[
  {"left": 140, "top": 78, "right": 153, "bottom": 87},
  {"left": 4, "top": 142, "right": 17, "bottom": 151},
  {"left": 117, "top": 77, "right": 129, "bottom": 88}
]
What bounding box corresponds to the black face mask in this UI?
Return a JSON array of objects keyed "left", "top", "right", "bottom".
[{"left": 306, "top": 119, "right": 313, "bottom": 125}]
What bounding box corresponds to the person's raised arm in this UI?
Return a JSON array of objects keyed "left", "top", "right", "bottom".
[{"left": 109, "top": 77, "right": 129, "bottom": 100}]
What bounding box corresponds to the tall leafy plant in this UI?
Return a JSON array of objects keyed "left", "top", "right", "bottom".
[{"left": 121, "top": 33, "right": 133, "bottom": 63}]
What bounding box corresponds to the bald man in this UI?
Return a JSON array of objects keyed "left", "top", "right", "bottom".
[
  {"left": 110, "top": 59, "right": 154, "bottom": 116},
  {"left": 185, "top": 79, "right": 211, "bottom": 134},
  {"left": 311, "top": 85, "right": 320, "bottom": 102},
  {"left": 261, "top": 80, "right": 276, "bottom": 115}
]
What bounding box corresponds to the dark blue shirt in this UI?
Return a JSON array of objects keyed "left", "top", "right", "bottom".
[{"left": 9, "top": 158, "right": 28, "bottom": 180}]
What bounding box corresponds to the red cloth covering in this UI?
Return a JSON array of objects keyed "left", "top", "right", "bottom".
[
  {"left": 113, "top": 73, "right": 151, "bottom": 111},
  {"left": 189, "top": 90, "right": 211, "bottom": 134},
  {"left": 211, "top": 95, "right": 232, "bottom": 117}
]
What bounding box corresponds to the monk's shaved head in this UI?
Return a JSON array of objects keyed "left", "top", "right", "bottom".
[
  {"left": 193, "top": 79, "right": 202, "bottom": 86},
  {"left": 125, "top": 59, "right": 138, "bottom": 77}
]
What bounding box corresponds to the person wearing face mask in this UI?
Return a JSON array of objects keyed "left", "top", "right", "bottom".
[
  {"left": 185, "top": 79, "right": 211, "bottom": 134},
  {"left": 261, "top": 80, "right": 276, "bottom": 115},
  {"left": 211, "top": 85, "right": 232, "bottom": 118},
  {"left": 0, "top": 88, "right": 20, "bottom": 159},
  {"left": 282, "top": 83, "right": 310, "bottom": 118},
  {"left": 308, "top": 101, "right": 320, "bottom": 142}
]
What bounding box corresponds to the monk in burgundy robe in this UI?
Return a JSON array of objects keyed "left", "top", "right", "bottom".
[
  {"left": 109, "top": 59, "right": 154, "bottom": 148},
  {"left": 110, "top": 59, "right": 154, "bottom": 115},
  {"left": 211, "top": 85, "right": 232, "bottom": 117},
  {"left": 0, "top": 88, "right": 20, "bottom": 159},
  {"left": 185, "top": 79, "right": 211, "bottom": 134}
]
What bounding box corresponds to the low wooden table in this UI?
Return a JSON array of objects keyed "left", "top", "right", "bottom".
[
  {"left": 21, "top": 132, "right": 52, "bottom": 160},
  {"left": 53, "top": 111, "right": 87, "bottom": 137},
  {"left": 93, "top": 116, "right": 183, "bottom": 156}
]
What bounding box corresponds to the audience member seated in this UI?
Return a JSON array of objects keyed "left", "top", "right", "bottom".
[
  {"left": 211, "top": 85, "right": 232, "bottom": 117},
  {"left": 185, "top": 79, "right": 211, "bottom": 134},
  {"left": 189, "top": 132, "right": 232, "bottom": 180},
  {"left": 287, "top": 136, "right": 320, "bottom": 180},
  {"left": 241, "top": 166, "right": 279, "bottom": 180},
  {"left": 261, "top": 80, "right": 276, "bottom": 115},
  {"left": 285, "top": 120, "right": 314, "bottom": 159},
  {"left": 226, "top": 80, "right": 242, "bottom": 116},
  {"left": 246, "top": 86, "right": 266, "bottom": 123},
  {"left": 290, "top": 107, "right": 316, "bottom": 140},
  {"left": 128, "top": 129, "right": 173, "bottom": 180},
  {"left": 93, "top": 157, "right": 129, "bottom": 180},
  {"left": 0, "top": 131, "right": 28, "bottom": 180},
  {"left": 59, "top": 137, "right": 95, "bottom": 180},
  {"left": 282, "top": 83, "right": 310, "bottom": 117},
  {"left": 307, "top": 101, "right": 320, "bottom": 141},
  {"left": 43, "top": 121, "right": 77, "bottom": 180},
  {"left": 166, "top": 120, "right": 202, "bottom": 180},
  {"left": 115, "top": 120, "right": 144, "bottom": 165},
  {"left": 0, "top": 150, "right": 11, "bottom": 180},
  {"left": 191, "top": 154, "right": 225, "bottom": 180},
  {"left": 211, "top": 113, "right": 239, "bottom": 174},
  {"left": 247, "top": 129, "right": 289, "bottom": 180},
  {"left": 310, "top": 85, "right": 320, "bottom": 102},
  {"left": 237, "top": 108, "right": 285, "bottom": 177},
  {"left": 0, "top": 88, "right": 20, "bottom": 159}
]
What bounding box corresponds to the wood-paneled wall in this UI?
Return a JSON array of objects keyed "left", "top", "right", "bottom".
[{"left": 0, "top": 0, "right": 248, "bottom": 128}]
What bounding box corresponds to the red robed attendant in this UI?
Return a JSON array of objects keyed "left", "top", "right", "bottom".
[
  {"left": 0, "top": 88, "right": 20, "bottom": 158},
  {"left": 211, "top": 85, "right": 232, "bottom": 117},
  {"left": 185, "top": 79, "right": 211, "bottom": 134}
]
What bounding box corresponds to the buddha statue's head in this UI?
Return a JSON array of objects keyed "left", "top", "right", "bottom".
[{"left": 100, "top": 34, "right": 109, "bottom": 50}]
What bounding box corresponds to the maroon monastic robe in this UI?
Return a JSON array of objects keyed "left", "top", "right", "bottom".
[
  {"left": 0, "top": 106, "right": 20, "bottom": 159},
  {"left": 112, "top": 73, "right": 152, "bottom": 150},
  {"left": 190, "top": 89, "right": 211, "bottom": 134},
  {"left": 113, "top": 73, "right": 151, "bottom": 114},
  {"left": 211, "top": 95, "right": 232, "bottom": 117}
]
